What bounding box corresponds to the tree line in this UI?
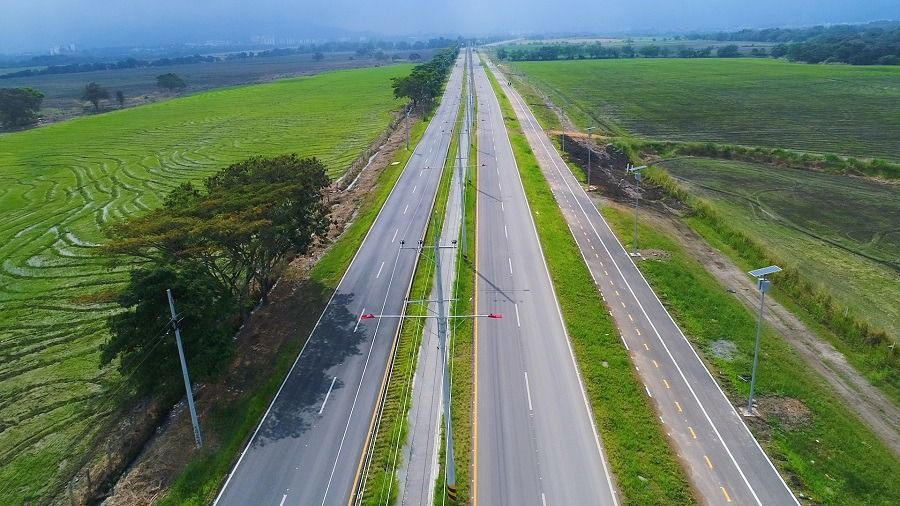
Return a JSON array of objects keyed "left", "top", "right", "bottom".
[
  {"left": 391, "top": 44, "right": 459, "bottom": 109},
  {"left": 497, "top": 24, "right": 898, "bottom": 65},
  {"left": 0, "top": 73, "right": 187, "bottom": 126},
  {"left": 1, "top": 38, "right": 459, "bottom": 79},
  {"left": 101, "top": 154, "right": 331, "bottom": 395},
  {"left": 496, "top": 43, "right": 744, "bottom": 61}
]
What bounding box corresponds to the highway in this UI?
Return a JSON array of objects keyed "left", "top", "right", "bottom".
[
  {"left": 213, "top": 54, "right": 465, "bottom": 506},
  {"left": 472, "top": 53, "right": 619, "bottom": 506},
  {"left": 489, "top": 57, "right": 800, "bottom": 505}
]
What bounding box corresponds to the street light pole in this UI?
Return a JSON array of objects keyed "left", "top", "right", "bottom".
[
  {"left": 745, "top": 265, "right": 782, "bottom": 416},
  {"left": 166, "top": 289, "right": 203, "bottom": 448},
  {"left": 626, "top": 164, "right": 647, "bottom": 256},
  {"left": 405, "top": 107, "right": 411, "bottom": 151}
]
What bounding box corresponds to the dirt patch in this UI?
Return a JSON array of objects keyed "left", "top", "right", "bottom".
[
  {"left": 637, "top": 248, "right": 670, "bottom": 262},
  {"left": 757, "top": 396, "right": 814, "bottom": 431},
  {"left": 709, "top": 339, "right": 739, "bottom": 361},
  {"left": 71, "top": 110, "right": 417, "bottom": 506}
]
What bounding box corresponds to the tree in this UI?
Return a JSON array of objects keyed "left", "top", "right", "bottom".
[
  {"left": 81, "top": 82, "right": 109, "bottom": 111},
  {"left": 313, "top": 51, "right": 325, "bottom": 61},
  {"left": 717, "top": 44, "right": 741, "bottom": 58},
  {"left": 496, "top": 48, "right": 509, "bottom": 60},
  {"left": 101, "top": 263, "right": 236, "bottom": 395},
  {"left": 639, "top": 45, "right": 661, "bottom": 58},
  {"left": 408, "top": 53, "right": 422, "bottom": 61},
  {"left": 106, "top": 154, "right": 331, "bottom": 314},
  {"left": 115, "top": 90, "right": 125, "bottom": 108},
  {"left": 0, "top": 87, "right": 44, "bottom": 127},
  {"left": 157, "top": 73, "right": 186, "bottom": 93}
]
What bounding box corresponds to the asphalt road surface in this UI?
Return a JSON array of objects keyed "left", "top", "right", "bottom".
[
  {"left": 489, "top": 57, "right": 799, "bottom": 506},
  {"left": 472, "top": 52, "right": 619, "bottom": 506},
  {"left": 213, "top": 55, "right": 466, "bottom": 506}
]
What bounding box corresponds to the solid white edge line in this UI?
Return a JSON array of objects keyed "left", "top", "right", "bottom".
[{"left": 501, "top": 67, "right": 798, "bottom": 506}]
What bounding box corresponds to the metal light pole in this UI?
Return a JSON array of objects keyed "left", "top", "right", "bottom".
[
  {"left": 626, "top": 164, "right": 647, "bottom": 257},
  {"left": 745, "top": 265, "right": 781, "bottom": 416},
  {"left": 586, "top": 126, "right": 597, "bottom": 188},
  {"left": 166, "top": 289, "right": 203, "bottom": 448}
]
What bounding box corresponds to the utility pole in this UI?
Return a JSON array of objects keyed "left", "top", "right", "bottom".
[
  {"left": 433, "top": 235, "right": 458, "bottom": 501},
  {"left": 166, "top": 289, "right": 203, "bottom": 448},
  {"left": 405, "top": 107, "right": 411, "bottom": 151},
  {"left": 745, "top": 265, "right": 781, "bottom": 416},
  {"left": 586, "top": 126, "right": 597, "bottom": 188},
  {"left": 626, "top": 164, "right": 647, "bottom": 257}
]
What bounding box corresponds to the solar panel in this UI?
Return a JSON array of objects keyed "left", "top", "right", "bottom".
[{"left": 748, "top": 265, "right": 782, "bottom": 277}]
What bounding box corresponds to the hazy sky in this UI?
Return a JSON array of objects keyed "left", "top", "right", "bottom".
[{"left": 3, "top": 0, "right": 899, "bottom": 53}]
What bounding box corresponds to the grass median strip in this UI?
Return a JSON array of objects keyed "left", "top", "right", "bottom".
[
  {"left": 360, "top": 98, "right": 459, "bottom": 505},
  {"left": 601, "top": 203, "right": 900, "bottom": 505},
  {"left": 158, "top": 117, "right": 429, "bottom": 506},
  {"left": 485, "top": 65, "right": 696, "bottom": 505}
]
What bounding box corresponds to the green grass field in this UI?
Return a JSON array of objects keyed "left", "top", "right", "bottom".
[
  {"left": 511, "top": 58, "right": 900, "bottom": 161},
  {"left": 0, "top": 64, "right": 408, "bottom": 503},
  {"left": 602, "top": 205, "right": 900, "bottom": 505}
]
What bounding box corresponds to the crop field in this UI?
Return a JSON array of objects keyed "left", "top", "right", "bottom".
[
  {"left": 0, "top": 64, "right": 408, "bottom": 503},
  {"left": 510, "top": 58, "right": 900, "bottom": 160},
  {"left": 1, "top": 50, "right": 430, "bottom": 123},
  {"left": 661, "top": 157, "right": 900, "bottom": 340}
]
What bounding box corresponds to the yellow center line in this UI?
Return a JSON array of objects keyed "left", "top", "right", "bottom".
[
  {"left": 609, "top": 279, "right": 614, "bottom": 286},
  {"left": 721, "top": 487, "right": 732, "bottom": 503},
  {"left": 704, "top": 455, "right": 713, "bottom": 469},
  {"left": 663, "top": 379, "right": 671, "bottom": 389},
  {"left": 614, "top": 290, "right": 620, "bottom": 296},
  {"left": 652, "top": 359, "right": 659, "bottom": 368},
  {"left": 643, "top": 343, "right": 650, "bottom": 351},
  {"left": 635, "top": 328, "right": 641, "bottom": 336},
  {"left": 688, "top": 426, "right": 697, "bottom": 439},
  {"left": 675, "top": 401, "right": 683, "bottom": 413},
  {"left": 620, "top": 301, "right": 626, "bottom": 308},
  {"left": 627, "top": 313, "right": 634, "bottom": 322}
]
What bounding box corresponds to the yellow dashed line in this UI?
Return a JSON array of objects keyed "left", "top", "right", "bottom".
[
  {"left": 620, "top": 301, "right": 626, "bottom": 308},
  {"left": 688, "top": 426, "right": 697, "bottom": 439},
  {"left": 675, "top": 401, "right": 683, "bottom": 413},
  {"left": 721, "top": 487, "right": 732, "bottom": 503},
  {"left": 628, "top": 313, "right": 634, "bottom": 322},
  {"left": 635, "top": 328, "right": 641, "bottom": 336},
  {"left": 663, "top": 379, "right": 671, "bottom": 389},
  {"left": 652, "top": 359, "right": 659, "bottom": 368},
  {"left": 614, "top": 290, "right": 620, "bottom": 296},
  {"left": 704, "top": 455, "right": 713, "bottom": 469},
  {"left": 643, "top": 343, "right": 650, "bottom": 351}
]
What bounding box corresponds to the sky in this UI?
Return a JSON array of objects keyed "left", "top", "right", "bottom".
[{"left": 3, "top": 0, "right": 899, "bottom": 53}]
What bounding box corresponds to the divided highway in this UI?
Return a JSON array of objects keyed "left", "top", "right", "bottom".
[
  {"left": 472, "top": 53, "right": 618, "bottom": 506},
  {"left": 213, "top": 55, "right": 465, "bottom": 506},
  {"left": 489, "top": 57, "right": 799, "bottom": 505}
]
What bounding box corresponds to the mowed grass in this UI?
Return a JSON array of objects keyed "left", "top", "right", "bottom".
[
  {"left": 662, "top": 157, "right": 900, "bottom": 342},
  {"left": 511, "top": 58, "right": 900, "bottom": 161},
  {"left": 0, "top": 65, "right": 409, "bottom": 503},
  {"left": 602, "top": 205, "right": 900, "bottom": 505}
]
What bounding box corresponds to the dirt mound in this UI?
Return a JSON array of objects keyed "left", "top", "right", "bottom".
[{"left": 757, "top": 396, "right": 813, "bottom": 431}]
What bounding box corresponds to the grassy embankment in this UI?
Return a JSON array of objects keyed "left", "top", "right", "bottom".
[
  {"left": 505, "top": 56, "right": 899, "bottom": 403},
  {"left": 0, "top": 65, "right": 410, "bottom": 504},
  {"left": 158, "top": 117, "right": 430, "bottom": 506},
  {"left": 360, "top": 93, "right": 460, "bottom": 505},
  {"left": 601, "top": 204, "right": 900, "bottom": 505},
  {"left": 485, "top": 65, "right": 696, "bottom": 504}
]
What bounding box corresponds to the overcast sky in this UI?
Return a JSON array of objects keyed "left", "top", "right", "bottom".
[{"left": 3, "top": 0, "right": 899, "bottom": 53}]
